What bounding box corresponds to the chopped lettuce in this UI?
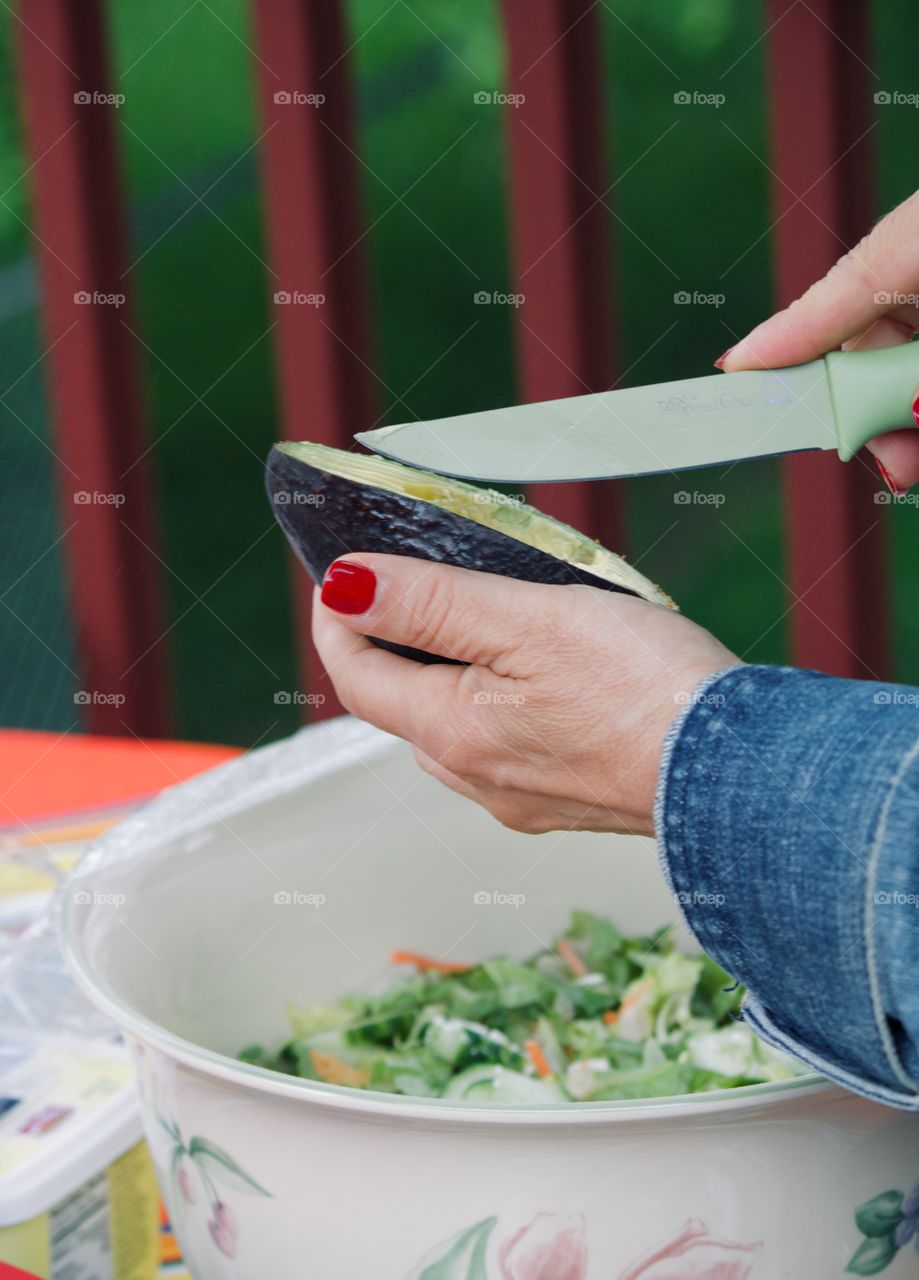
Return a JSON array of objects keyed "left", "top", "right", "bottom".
[{"left": 239, "top": 911, "right": 808, "bottom": 1103}]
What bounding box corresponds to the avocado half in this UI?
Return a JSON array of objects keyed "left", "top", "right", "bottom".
[{"left": 266, "top": 441, "right": 674, "bottom": 662}]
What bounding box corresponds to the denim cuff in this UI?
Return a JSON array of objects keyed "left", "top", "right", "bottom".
[{"left": 656, "top": 664, "right": 919, "bottom": 1110}]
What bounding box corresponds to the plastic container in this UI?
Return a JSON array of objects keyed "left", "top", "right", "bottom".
[{"left": 0, "top": 1033, "right": 160, "bottom": 1279}]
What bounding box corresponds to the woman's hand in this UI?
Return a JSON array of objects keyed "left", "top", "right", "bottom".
[
  {"left": 719, "top": 189, "right": 919, "bottom": 492},
  {"left": 313, "top": 555, "right": 738, "bottom": 836}
]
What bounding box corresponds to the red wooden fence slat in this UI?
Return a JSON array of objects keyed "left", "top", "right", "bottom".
[
  {"left": 500, "top": 0, "right": 623, "bottom": 547},
  {"left": 16, "top": 0, "right": 171, "bottom": 735},
  {"left": 766, "top": 0, "right": 889, "bottom": 680},
  {"left": 251, "top": 0, "right": 377, "bottom": 719}
]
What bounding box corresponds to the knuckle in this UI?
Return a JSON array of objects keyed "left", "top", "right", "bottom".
[{"left": 400, "top": 571, "right": 459, "bottom": 657}]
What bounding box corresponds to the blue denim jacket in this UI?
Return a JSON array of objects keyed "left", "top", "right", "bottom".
[{"left": 656, "top": 664, "right": 919, "bottom": 1110}]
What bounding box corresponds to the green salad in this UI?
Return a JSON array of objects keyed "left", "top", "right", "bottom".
[{"left": 239, "top": 911, "right": 806, "bottom": 1103}]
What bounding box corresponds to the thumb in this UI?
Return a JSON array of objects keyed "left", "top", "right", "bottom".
[
  {"left": 721, "top": 193, "right": 919, "bottom": 371},
  {"left": 317, "top": 554, "right": 566, "bottom": 668}
]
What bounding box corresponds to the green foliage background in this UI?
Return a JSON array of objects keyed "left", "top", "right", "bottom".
[{"left": 0, "top": 0, "right": 916, "bottom": 745}]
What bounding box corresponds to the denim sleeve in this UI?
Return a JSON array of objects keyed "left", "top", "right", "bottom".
[{"left": 656, "top": 664, "right": 919, "bottom": 1109}]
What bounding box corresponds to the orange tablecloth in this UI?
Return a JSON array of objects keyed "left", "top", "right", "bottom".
[{"left": 0, "top": 729, "right": 242, "bottom": 831}]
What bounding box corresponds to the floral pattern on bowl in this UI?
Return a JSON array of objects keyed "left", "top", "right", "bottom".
[
  {"left": 847, "top": 1182, "right": 919, "bottom": 1275},
  {"left": 156, "top": 1110, "right": 272, "bottom": 1259},
  {"left": 403, "top": 1212, "right": 762, "bottom": 1279}
]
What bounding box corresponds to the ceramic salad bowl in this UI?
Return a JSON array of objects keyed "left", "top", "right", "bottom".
[{"left": 63, "top": 718, "right": 919, "bottom": 1279}]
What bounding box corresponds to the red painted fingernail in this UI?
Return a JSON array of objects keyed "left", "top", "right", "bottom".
[
  {"left": 876, "top": 458, "right": 907, "bottom": 495},
  {"left": 713, "top": 346, "right": 734, "bottom": 370},
  {"left": 321, "top": 560, "right": 377, "bottom": 614},
  {"left": 912, "top": 392, "right": 919, "bottom": 428}
]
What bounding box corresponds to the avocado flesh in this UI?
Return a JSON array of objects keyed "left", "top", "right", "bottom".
[{"left": 277, "top": 441, "right": 673, "bottom": 608}]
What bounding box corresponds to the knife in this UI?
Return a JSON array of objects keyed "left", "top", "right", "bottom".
[{"left": 355, "top": 343, "right": 919, "bottom": 484}]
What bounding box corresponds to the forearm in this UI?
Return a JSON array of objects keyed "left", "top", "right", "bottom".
[{"left": 656, "top": 664, "right": 919, "bottom": 1109}]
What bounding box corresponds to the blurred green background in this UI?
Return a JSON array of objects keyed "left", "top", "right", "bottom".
[{"left": 0, "top": 0, "right": 917, "bottom": 746}]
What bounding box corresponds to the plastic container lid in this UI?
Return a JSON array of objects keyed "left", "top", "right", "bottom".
[{"left": 0, "top": 1033, "right": 142, "bottom": 1226}]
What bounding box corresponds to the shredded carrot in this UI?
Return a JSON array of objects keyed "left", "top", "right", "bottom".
[
  {"left": 621, "top": 979, "right": 653, "bottom": 1010},
  {"left": 605, "top": 979, "right": 654, "bottom": 1024},
  {"left": 525, "top": 1038, "right": 554, "bottom": 1079},
  {"left": 309, "top": 1050, "right": 371, "bottom": 1089},
  {"left": 390, "top": 950, "right": 472, "bottom": 974},
  {"left": 556, "top": 937, "right": 589, "bottom": 977}
]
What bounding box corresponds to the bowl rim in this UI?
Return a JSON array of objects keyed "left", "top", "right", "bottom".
[{"left": 63, "top": 912, "right": 836, "bottom": 1126}]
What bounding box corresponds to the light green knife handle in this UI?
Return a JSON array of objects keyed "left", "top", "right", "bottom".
[{"left": 826, "top": 341, "right": 919, "bottom": 461}]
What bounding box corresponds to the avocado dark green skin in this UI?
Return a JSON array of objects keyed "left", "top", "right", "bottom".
[{"left": 266, "top": 445, "right": 637, "bottom": 663}]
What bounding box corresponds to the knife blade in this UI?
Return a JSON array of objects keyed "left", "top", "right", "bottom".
[{"left": 355, "top": 344, "right": 919, "bottom": 483}]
